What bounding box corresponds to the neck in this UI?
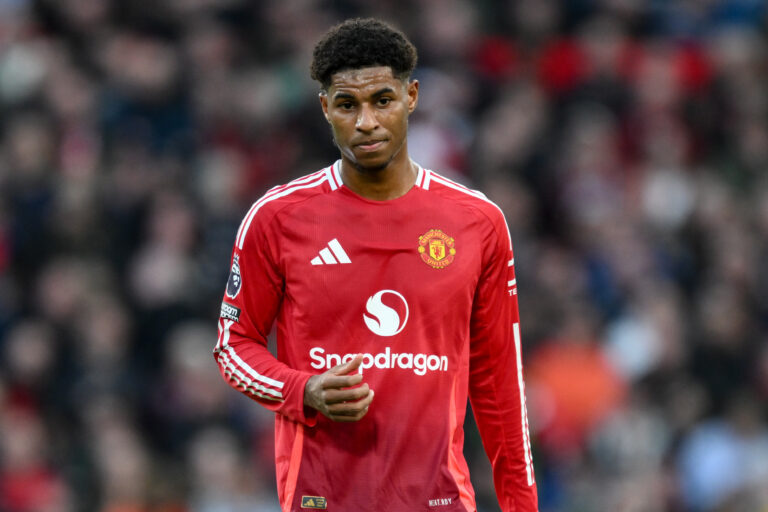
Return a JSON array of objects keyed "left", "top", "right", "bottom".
[{"left": 339, "top": 151, "right": 417, "bottom": 201}]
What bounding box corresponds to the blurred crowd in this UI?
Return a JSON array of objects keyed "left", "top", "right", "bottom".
[{"left": 1, "top": 0, "right": 768, "bottom": 511}]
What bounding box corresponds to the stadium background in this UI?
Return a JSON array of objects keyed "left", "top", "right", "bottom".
[{"left": 1, "top": 0, "right": 767, "bottom": 510}]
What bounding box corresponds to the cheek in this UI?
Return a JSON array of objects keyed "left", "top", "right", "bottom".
[
  {"left": 331, "top": 111, "right": 355, "bottom": 126},
  {"left": 329, "top": 119, "right": 348, "bottom": 140},
  {"left": 391, "top": 110, "right": 410, "bottom": 135}
]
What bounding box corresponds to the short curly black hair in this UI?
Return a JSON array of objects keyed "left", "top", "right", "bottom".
[{"left": 310, "top": 18, "right": 417, "bottom": 89}]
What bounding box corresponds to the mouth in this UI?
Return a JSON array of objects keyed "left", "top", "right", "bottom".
[{"left": 355, "top": 139, "right": 387, "bottom": 152}]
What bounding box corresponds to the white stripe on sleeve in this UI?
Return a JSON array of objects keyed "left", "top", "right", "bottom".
[
  {"left": 237, "top": 174, "right": 328, "bottom": 249},
  {"left": 513, "top": 322, "right": 535, "bottom": 486}
]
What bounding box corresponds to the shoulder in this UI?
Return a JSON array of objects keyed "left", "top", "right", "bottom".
[
  {"left": 421, "top": 169, "right": 510, "bottom": 238},
  {"left": 234, "top": 162, "right": 340, "bottom": 250}
]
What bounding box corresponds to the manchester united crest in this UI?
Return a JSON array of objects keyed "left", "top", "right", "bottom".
[{"left": 418, "top": 229, "right": 456, "bottom": 269}]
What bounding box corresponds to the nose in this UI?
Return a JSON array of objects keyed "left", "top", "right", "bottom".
[{"left": 356, "top": 103, "right": 378, "bottom": 132}]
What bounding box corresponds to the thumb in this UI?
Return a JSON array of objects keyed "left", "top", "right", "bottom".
[{"left": 334, "top": 354, "right": 363, "bottom": 375}]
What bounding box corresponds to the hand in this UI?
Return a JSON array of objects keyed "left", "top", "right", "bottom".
[{"left": 304, "top": 354, "right": 374, "bottom": 422}]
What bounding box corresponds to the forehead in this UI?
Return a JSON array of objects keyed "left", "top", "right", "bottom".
[{"left": 328, "top": 66, "right": 404, "bottom": 95}]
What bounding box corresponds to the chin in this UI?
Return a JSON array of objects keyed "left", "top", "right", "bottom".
[
  {"left": 351, "top": 154, "right": 393, "bottom": 173},
  {"left": 354, "top": 160, "right": 389, "bottom": 173},
  {"left": 354, "top": 147, "right": 404, "bottom": 172}
]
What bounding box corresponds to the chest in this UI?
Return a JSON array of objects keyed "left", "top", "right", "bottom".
[{"left": 272, "top": 197, "right": 486, "bottom": 340}]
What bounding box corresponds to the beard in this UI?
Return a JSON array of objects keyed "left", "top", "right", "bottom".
[
  {"left": 334, "top": 136, "right": 405, "bottom": 175},
  {"left": 352, "top": 159, "right": 389, "bottom": 173}
]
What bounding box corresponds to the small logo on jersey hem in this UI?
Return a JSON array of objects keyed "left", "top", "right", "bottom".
[
  {"left": 301, "top": 496, "right": 327, "bottom": 509},
  {"left": 220, "top": 302, "right": 241, "bottom": 323},
  {"left": 418, "top": 229, "right": 456, "bottom": 269},
  {"left": 225, "top": 254, "right": 242, "bottom": 299}
]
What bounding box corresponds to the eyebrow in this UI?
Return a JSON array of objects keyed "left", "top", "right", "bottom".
[{"left": 332, "top": 87, "right": 396, "bottom": 101}]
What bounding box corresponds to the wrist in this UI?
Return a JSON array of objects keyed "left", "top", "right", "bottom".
[{"left": 303, "top": 374, "right": 317, "bottom": 407}]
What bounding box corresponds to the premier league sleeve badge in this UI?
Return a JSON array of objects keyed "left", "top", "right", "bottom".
[{"left": 226, "top": 254, "right": 242, "bottom": 299}]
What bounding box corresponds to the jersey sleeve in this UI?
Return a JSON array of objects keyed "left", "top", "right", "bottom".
[
  {"left": 468, "top": 211, "right": 538, "bottom": 511},
  {"left": 213, "top": 208, "right": 318, "bottom": 426}
]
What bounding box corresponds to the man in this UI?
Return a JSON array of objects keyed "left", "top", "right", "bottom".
[{"left": 214, "top": 18, "right": 538, "bottom": 512}]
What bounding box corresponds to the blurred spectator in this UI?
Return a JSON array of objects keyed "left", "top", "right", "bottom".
[
  {"left": 678, "top": 393, "right": 768, "bottom": 511},
  {"left": 187, "top": 427, "right": 278, "bottom": 512},
  {"left": 128, "top": 190, "right": 198, "bottom": 309},
  {"left": 0, "top": 407, "right": 72, "bottom": 512},
  {"left": 604, "top": 281, "right": 687, "bottom": 382},
  {"left": 149, "top": 321, "right": 232, "bottom": 448},
  {"left": 527, "top": 303, "right": 627, "bottom": 458},
  {"left": 2, "top": 319, "right": 58, "bottom": 409}
]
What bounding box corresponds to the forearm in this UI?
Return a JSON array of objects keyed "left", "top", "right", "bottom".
[
  {"left": 470, "top": 355, "right": 537, "bottom": 511},
  {"left": 214, "top": 325, "right": 317, "bottom": 425}
]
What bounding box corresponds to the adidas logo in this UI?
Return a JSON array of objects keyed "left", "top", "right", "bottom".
[
  {"left": 301, "top": 496, "right": 327, "bottom": 509},
  {"left": 311, "top": 238, "right": 351, "bottom": 265}
]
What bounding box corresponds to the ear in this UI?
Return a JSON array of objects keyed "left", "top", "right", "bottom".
[
  {"left": 407, "top": 80, "right": 419, "bottom": 113},
  {"left": 319, "top": 92, "right": 330, "bottom": 123}
]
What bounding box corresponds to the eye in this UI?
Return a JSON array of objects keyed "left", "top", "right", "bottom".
[
  {"left": 339, "top": 101, "right": 355, "bottom": 110},
  {"left": 377, "top": 97, "right": 392, "bottom": 106}
]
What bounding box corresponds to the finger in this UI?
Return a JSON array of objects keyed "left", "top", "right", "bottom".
[
  {"left": 328, "top": 390, "right": 374, "bottom": 422},
  {"left": 329, "top": 411, "right": 368, "bottom": 422},
  {"left": 327, "top": 389, "right": 374, "bottom": 413},
  {"left": 322, "top": 384, "right": 370, "bottom": 404},
  {"left": 331, "top": 354, "right": 363, "bottom": 375},
  {"left": 321, "top": 373, "right": 363, "bottom": 390}
]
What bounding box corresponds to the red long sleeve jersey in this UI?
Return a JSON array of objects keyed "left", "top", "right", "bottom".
[{"left": 214, "top": 161, "right": 538, "bottom": 512}]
